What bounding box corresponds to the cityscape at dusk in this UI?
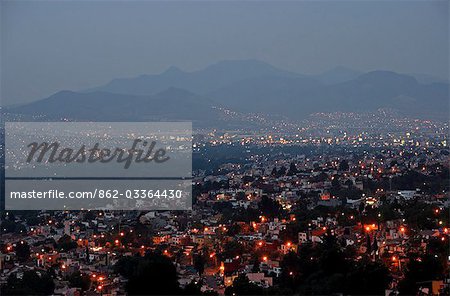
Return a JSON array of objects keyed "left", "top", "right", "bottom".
[{"left": 1, "top": 1, "right": 449, "bottom": 296}]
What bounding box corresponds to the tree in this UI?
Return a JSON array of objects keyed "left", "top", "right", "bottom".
[
  {"left": 398, "top": 254, "right": 445, "bottom": 295},
  {"left": 114, "top": 255, "right": 140, "bottom": 278},
  {"left": 339, "top": 160, "right": 349, "bottom": 171},
  {"left": 343, "top": 180, "right": 353, "bottom": 189},
  {"left": 245, "top": 252, "right": 261, "bottom": 273},
  {"left": 15, "top": 241, "right": 30, "bottom": 262},
  {"left": 56, "top": 235, "right": 77, "bottom": 251},
  {"left": 345, "top": 259, "right": 391, "bottom": 295},
  {"left": 280, "top": 221, "right": 308, "bottom": 243},
  {"left": 279, "top": 251, "right": 302, "bottom": 291},
  {"left": 182, "top": 280, "right": 203, "bottom": 295},
  {"left": 194, "top": 253, "right": 206, "bottom": 276},
  {"left": 258, "top": 195, "right": 284, "bottom": 219},
  {"left": 277, "top": 166, "right": 287, "bottom": 177},
  {"left": 221, "top": 240, "right": 245, "bottom": 260},
  {"left": 68, "top": 271, "right": 91, "bottom": 291},
  {"left": 225, "top": 274, "right": 263, "bottom": 295},
  {"left": 331, "top": 175, "right": 340, "bottom": 188},
  {"left": 0, "top": 220, "right": 26, "bottom": 234},
  {"left": 277, "top": 242, "right": 391, "bottom": 295},
  {"left": 1, "top": 270, "right": 54, "bottom": 295},
  {"left": 270, "top": 167, "right": 278, "bottom": 176},
  {"left": 366, "top": 234, "right": 372, "bottom": 254},
  {"left": 226, "top": 223, "right": 241, "bottom": 236},
  {"left": 115, "top": 251, "right": 180, "bottom": 295},
  {"left": 287, "top": 162, "right": 298, "bottom": 176}
]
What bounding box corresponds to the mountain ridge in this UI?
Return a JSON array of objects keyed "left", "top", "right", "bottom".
[{"left": 8, "top": 60, "right": 449, "bottom": 122}]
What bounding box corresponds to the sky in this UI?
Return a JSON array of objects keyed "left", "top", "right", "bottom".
[{"left": 1, "top": 0, "right": 448, "bottom": 105}]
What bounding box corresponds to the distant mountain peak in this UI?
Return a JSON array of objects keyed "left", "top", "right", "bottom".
[
  {"left": 156, "top": 86, "right": 196, "bottom": 97},
  {"left": 409, "top": 73, "right": 448, "bottom": 84},
  {"left": 327, "top": 65, "right": 360, "bottom": 74},
  {"left": 315, "top": 66, "right": 361, "bottom": 84},
  {"left": 51, "top": 90, "right": 78, "bottom": 96},
  {"left": 204, "top": 59, "right": 291, "bottom": 74},
  {"left": 212, "top": 58, "right": 272, "bottom": 67},
  {"left": 162, "top": 66, "right": 185, "bottom": 75},
  {"left": 356, "top": 70, "right": 418, "bottom": 84}
]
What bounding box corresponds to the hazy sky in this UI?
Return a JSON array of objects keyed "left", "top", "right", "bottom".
[{"left": 1, "top": 0, "right": 448, "bottom": 105}]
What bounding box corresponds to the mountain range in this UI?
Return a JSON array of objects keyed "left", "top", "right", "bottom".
[{"left": 8, "top": 59, "right": 449, "bottom": 125}]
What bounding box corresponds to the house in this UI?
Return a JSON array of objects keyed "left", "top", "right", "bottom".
[
  {"left": 298, "top": 232, "right": 308, "bottom": 244},
  {"left": 247, "top": 272, "right": 273, "bottom": 288}
]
